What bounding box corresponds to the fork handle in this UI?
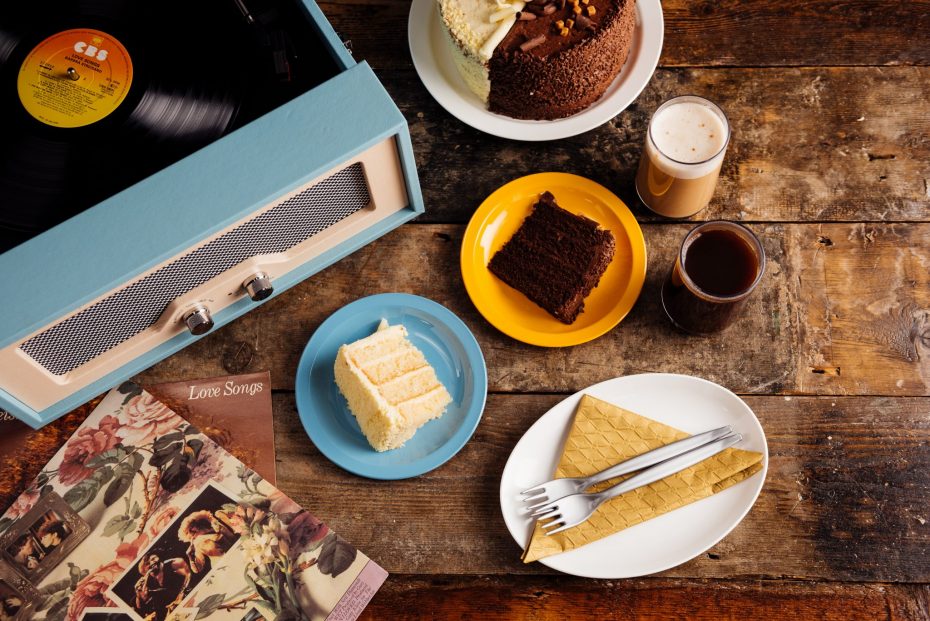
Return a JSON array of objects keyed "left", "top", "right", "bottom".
[
  {"left": 584, "top": 425, "right": 733, "bottom": 488},
  {"left": 596, "top": 433, "right": 744, "bottom": 503}
]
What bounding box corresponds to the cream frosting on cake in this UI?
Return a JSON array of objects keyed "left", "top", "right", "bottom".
[
  {"left": 436, "top": 0, "right": 637, "bottom": 119},
  {"left": 334, "top": 319, "right": 452, "bottom": 452},
  {"left": 438, "top": 0, "right": 525, "bottom": 102}
]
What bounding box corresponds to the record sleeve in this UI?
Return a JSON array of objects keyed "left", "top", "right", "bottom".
[{"left": 0, "top": 384, "right": 387, "bottom": 621}]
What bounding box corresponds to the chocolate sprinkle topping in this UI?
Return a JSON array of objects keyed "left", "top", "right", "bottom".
[
  {"left": 516, "top": 10, "right": 537, "bottom": 19},
  {"left": 488, "top": 0, "right": 637, "bottom": 120}
]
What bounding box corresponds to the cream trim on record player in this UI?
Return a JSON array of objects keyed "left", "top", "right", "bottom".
[{"left": 0, "top": 138, "right": 408, "bottom": 411}]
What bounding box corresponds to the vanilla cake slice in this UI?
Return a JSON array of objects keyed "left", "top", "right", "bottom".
[{"left": 334, "top": 320, "right": 452, "bottom": 451}]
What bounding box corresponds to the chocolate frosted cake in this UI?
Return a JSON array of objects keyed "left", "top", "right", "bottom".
[
  {"left": 488, "top": 191, "right": 615, "bottom": 323},
  {"left": 438, "top": 0, "right": 636, "bottom": 120}
]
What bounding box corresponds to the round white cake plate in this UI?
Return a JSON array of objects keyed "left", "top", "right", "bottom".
[
  {"left": 499, "top": 373, "right": 768, "bottom": 578},
  {"left": 408, "top": 0, "right": 664, "bottom": 141}
]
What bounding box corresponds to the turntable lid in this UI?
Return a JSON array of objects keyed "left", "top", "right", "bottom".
[{"left": 0, "top": 62, "right": 409, "bottom": 347}]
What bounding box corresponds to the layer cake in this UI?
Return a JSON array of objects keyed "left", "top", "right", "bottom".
[
  {"left": 488, "top": 191, "right": 615, "bottom": 323},
  {"left": 334, "top": 320, "right": 452, "bottom": 451},
  {"left": 438, "top": 0, "right": 637, "bottom": 119}
]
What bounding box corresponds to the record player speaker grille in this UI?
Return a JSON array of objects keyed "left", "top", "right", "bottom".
[{"left": 20, "top": 163, "right": 371, "bottom": 376}]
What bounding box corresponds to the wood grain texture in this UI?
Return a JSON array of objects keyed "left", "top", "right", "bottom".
[
  {"left": 359, "top": 576, "right": 930, "bottom": 620},
  {"left": 796, "top": 224, "right": 930, "bottom": 396},
  {"left": 136, "top": 222, "right": 930, "bottom": 396},
  {"left": 390, "top": 67, "right": 930, "bottom": 224},
  {"left": 658, "top": 1, "right": 930, "bottom": 68},
  {"left": 270, "top": 393, "right": 930, "bottom": 582},
  {"left": 321, "top": 0, "right": 930, "bottom": 69}
]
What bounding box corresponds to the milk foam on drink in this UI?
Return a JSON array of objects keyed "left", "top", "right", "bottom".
[{"left": 646, "top": 100, "right": 728, "bottom": 179}]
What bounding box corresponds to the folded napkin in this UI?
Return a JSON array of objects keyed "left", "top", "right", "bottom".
[{"left": 522, "top": 394, "right": 763, "bottom": 563}]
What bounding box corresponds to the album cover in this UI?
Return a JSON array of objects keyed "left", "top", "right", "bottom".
[
  {"left": 0, "top": 384, "right": 386, "bottom": 621},
  {"left": 144, "top": 373, "right": 276, "bottom": 484},
  {"left": 1, "top": 373, "right": 277, "bottom": 511}
]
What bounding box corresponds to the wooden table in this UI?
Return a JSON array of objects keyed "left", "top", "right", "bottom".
[{"left": 134, "top": 2, "right": 930, "bottom": 618}]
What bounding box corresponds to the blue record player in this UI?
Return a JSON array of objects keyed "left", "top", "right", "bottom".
[{"left": 0, "top": 0, "right": 424, "bottom": 427}]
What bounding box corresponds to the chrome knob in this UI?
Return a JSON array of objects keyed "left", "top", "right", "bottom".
[
  {"left": 243, "top": 272, "right": 274, "bottom": 301},
  {"left": 182, "top": 305, "right": 214, "bottom": 336}
]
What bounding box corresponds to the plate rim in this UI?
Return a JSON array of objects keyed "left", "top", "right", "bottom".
[
  {"left": 294, "top": 292, "right": 488, "bottom": 480},
  {"left": 407, "top": 0, "right": 664, "bottom": 141},
  {"left": 498, "top": 372, "right": 769, "bottom": 578},
  {"left": 460, "top": 172, "right": 647, "bottom": 347}
]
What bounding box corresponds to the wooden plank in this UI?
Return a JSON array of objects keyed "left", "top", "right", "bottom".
[
  {"left": 271, "top": 393, "right": 930, "bottom": 582},
  {"left": 387, "top": 67, "right": 930, "bottom": 224},
  {"left": 658, "top": 1, "right": 930, "bottom": 68},
  {"left": 321, "top": 0, "right": 930, "bottom": 69},
  {"left": 795, "top": 224, "right": 930, "bottom": 396},
  {"left": 137, "top": 222, "right": 930, "bottom": 396},
  {"left": 360, "top": 576, "right": 930, "bottom": 620}
]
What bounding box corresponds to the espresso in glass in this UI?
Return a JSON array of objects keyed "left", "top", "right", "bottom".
[
  {"left": 635, "top": 95, "right": 730, "bottom": 218},
  {"left": 661, "top": 221, "right": 765, "bottom": 334}
]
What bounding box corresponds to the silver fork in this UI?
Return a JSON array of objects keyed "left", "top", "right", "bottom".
[
  {"left": 532, "top": 433, "right": 744, "bottom": 535},
  {"left": 520, "top": 425, "right": 733, "bottom": 511}
]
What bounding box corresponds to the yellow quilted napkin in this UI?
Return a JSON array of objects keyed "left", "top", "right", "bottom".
[{"left": 523, "top": 394, "right": 763, "bottom": 563}]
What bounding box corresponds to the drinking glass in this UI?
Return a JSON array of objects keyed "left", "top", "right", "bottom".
[{"left": 661, "top": 221, "right": 765, "bottom": 334}]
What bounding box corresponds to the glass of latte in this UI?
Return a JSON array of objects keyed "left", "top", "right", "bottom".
[{"left": 635, "top": 95, "right": 730, "bottom": 218}]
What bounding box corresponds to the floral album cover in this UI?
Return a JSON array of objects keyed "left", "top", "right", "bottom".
[
  {"left": 0, "top": 371, "right": 277, "bottom": 510},
  {"left": 0, "top": 383, "right": 387, "bottom": 621}
]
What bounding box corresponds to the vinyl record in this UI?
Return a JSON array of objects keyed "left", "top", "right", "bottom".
[
  {"left": 0, "top": 26, "right": 20, "bottom": 70},
  {"left": 0, "top": 0, "right": 252, "bottom": 245}
]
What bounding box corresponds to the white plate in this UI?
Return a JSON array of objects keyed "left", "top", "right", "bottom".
[
  {"left": 499, "top": 373, "right": 768, "bottom": 578},
  {"left": 408, "top": 0, "right": 664, "bottom": 141}
]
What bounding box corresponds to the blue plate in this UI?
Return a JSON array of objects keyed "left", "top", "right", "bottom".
[{"left": 295, "top": 293, "right": 488, "bottom": 479}]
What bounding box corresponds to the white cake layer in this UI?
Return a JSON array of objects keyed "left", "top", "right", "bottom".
[
  {"left": 397, "top": 386, "right": 452, "bottom": 427},
  {"left": 437, "top": 0, "right": 524, "bottom": 103},
  {"left": 344, "top": 324, "right": 409, "bottom": 363},
  {"left": 379, "top": 366, "right": 442, "bottom": 405},
  {"left": 334, "top": 321, "right": 452, "bottom": 452},
  {"left": 361, "top": 347, "right": 429, "bottom": 385}
]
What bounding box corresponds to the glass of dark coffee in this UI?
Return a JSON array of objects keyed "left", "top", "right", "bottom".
[{"left": 661, "top": 221, "right": 765, "bottom": 334}]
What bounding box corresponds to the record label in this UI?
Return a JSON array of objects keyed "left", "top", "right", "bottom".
[{"left": 17, "top": 28, "right": 132, "bottom": 128}]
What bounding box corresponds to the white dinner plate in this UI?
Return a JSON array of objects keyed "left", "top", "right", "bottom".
[
  {"left": 408, "top": 0, "right": 664, "bottom": 141},
  {"left": 499, "top": 373, "right": 768, "bottom": 578}
]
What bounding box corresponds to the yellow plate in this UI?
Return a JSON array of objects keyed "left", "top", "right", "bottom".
[{"left": 461, "top": 173, "right": 647, "bottom": 347}]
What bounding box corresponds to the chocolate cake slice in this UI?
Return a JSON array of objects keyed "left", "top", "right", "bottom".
[{"left": 488, "top": 191, "right": 615, "bottom": 324}]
